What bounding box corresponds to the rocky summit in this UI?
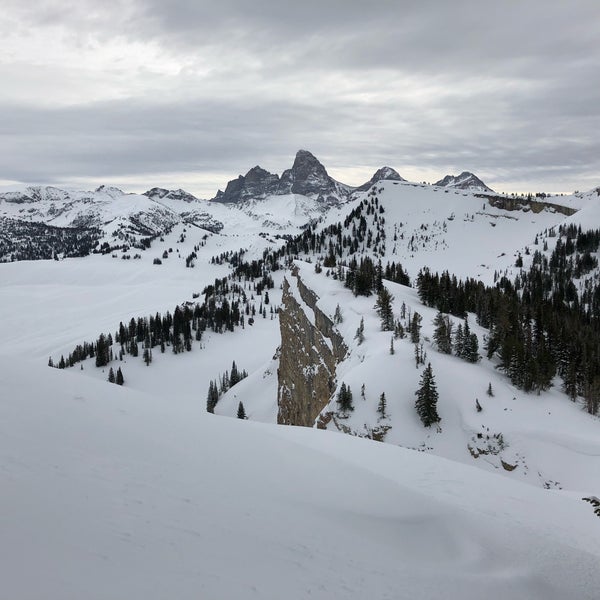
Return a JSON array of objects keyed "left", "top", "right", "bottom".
[{"left": 434, "top": 171, "right": 493, "bottom": 192}]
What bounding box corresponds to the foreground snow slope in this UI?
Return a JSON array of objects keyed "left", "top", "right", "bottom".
[{"left": 1, "top": 357, "right": 599, "bottom": 600}]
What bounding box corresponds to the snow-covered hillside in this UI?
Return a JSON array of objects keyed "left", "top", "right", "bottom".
[
  {"left": 2, "top": 166, "right": 600, "bottom": 598},
  {"left": 1, "top": 356, "right": 600, "bottom": 600}
]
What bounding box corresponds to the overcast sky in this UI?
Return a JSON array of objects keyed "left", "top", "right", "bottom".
[{"left": 1, "top": 0, "right": 599, "bottom": 197}]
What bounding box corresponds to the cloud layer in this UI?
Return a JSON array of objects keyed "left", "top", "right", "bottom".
[{"left": 1, "top": 0, "right": 599, "bottom": 195}]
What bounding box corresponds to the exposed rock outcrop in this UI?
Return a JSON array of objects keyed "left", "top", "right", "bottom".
[
  {"left": 143, "top": 187, "right": 200, "bottom": 203},
  {"left": 355, "top": 166, "right": 405, "bottom": 192},
  {"left": 476, "top": 194, "right": 577, "bottom": 216},
  {"left": 211, "top": 150, "right": 349, "bottom": 205},
  {"left": 435, "top": 171, "right": 494, "bottom": 193},
  {"left": 212, "top": 166, "right": 280, "bottom": 204},
  {"left": 277, "top": 266, "right": 348, "bottom": 426}
]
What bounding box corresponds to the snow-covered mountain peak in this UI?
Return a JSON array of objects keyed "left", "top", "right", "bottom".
[
  {"left": 355, "top": 166, "right": 406, "bottom": 192},
  {"left": 435, "top": 171, "right": 494, "bottom": 193}
]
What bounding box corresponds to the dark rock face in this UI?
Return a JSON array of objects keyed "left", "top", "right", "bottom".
[
  {"left": 144, "top": 188, "right": 199, "bottom": 203},
  {"left": 277, "top": 267, "right": 348, "bottom": 427},
  {"left": 211, "top": 150, "right": 348, "bottom": 205},
  {"left": 212, "top": 165, "right": 280, "bottom": 204},
  {"left": 278, "top": 149, "right": 338, "bottom": 198},
  {"left": 434, "top": 171, "right": 493, "bottom": 192},
  {"left": 355, "top": 166, "right": 405, "bottom": 192}
]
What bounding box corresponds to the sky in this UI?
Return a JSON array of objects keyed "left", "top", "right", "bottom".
[{"left": 1, "top": 0, "right": 599, "bottom": 198}]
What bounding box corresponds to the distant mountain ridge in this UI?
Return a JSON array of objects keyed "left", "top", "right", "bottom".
[{"left": 211, "top": 150, "right": 405, "bottom": 205}]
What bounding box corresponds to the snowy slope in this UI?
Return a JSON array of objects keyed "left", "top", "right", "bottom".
[
  {"left": 324, "top": 180, "right": 585, "bottom": 283},
  {"left": 1, "top": 356, "right": 600, "bottom": 600},
  {"left": 288, "top": 262, "right": 600, "bottom": 493}
]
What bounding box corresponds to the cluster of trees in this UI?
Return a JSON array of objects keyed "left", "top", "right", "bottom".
[
  {"left": 0, "top": 218, "right": 101, "bottom": 262},
  {"left": 343, "top": 256, "right": 410, "bottom": 298},
  {"left": 432, "top": 312, "right": 479, "bottom": 362},
  {"left": 206, "top": 361, "right": 249, "bottom": 413},
  {"left": 52, "top": 273, "right": 275, "bottom": 373},
  {"left": 107, "top": 367, "right": 124, "bottom": 385},
  {"left": 416, "top": 226, "right": 600, "bottom": 411}
]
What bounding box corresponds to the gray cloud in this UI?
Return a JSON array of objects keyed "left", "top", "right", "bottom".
[{"left": 1, "top": 0, "right": 599, "bottom": 194}]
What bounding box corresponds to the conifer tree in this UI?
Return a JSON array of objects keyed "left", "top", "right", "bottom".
[
  {"left": 337, "top": 383, "right": 354, "bottom": 415},
  {"left": 143, "top": 347, "right": 152, "bottom": 366},
  {"left": 433, "top": 311, "right": 453, "bottom": 354},
  {"left": 377, "top": 392, "right": 387, "bottom": 419},
  {"left": 375, "top": 286, "right": 395, "bottom": 331},
  {"left": 487, "top": 382, "right": 494, "bottom": 397},
  {"left": 207, "top": 380, "right": 219, "bottom": 413},
  {"left": 108, "top": 367, "right": 115, "bottom": 383},
  {"left": 409, "top": 312, "right": 422, "bottom": 343},
  {"left": 116, "top": 367, "right": 124, "bottom": 386},
  {"left": 354, "top": 317, "right": 365, "bottom": 345},
  {"left": 237, "top": 401, "right": 247, "bottom": 419},
  {"left": 414, "top": 363, "right": 440, "bottom": 427},
  {"left": 333, "top": 304, "right": 343, "bottom": 325},
  {"left": 390, "top": 337, "right": 395, "bottom": 355}
]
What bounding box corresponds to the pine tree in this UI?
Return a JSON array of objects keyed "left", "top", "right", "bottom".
[
  {"left": 230, "top": 361, "right": 240, "bottom": 387},
  {"left": 333, "top": 304, "right": 343, "bottom": 325},
  {"left": 433, "top": 311, "right": 453, "bottom": 354},
  {"left": 337, "top": 383, "right": 354, "bottom": 415},
  {"left": 409, "top": 312, "right": 422, "bottom": 343},
  {"left": 116, "top": 367, "right": 124, "bottom": 386},
  {"left": 237, "top": 401, "right": 247, "bottom": 419},
  {"left": 390, "top": 337, "right": 395, "bottom": 355},
  {"left": 486, "top": 382, "right": 494, "bottom": 397},
  {"left": 394, "top": 319, "right": 405, "bottom": 339},
  {"left": 354, "top": 317, "right": 365, "bottom": 345},
  {"left": 206, "top": 380, "right": 219, "bottom": 413},
  {"left": 377, "top": 392, "right": 387, "bottom": 419},
  {"left": 108, "top": 367, "right": 115, "bottom": 383},
  {"left": 414, "top": 363, "right": 440, "bottom": 427},
  {"left": 143, "top": 347, "right": 152, "bottom": 366},
  {"left": 375, "top": 286, "right": 394, "bottom": 331}
]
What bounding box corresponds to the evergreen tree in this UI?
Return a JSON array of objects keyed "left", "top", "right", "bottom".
[
  {"left": 433, "top": 311, "right": 453, "bottom": 354},
  {"left": 394, "top": 319, "right": 405, "bottom": 339},
  {"left": 143, "top": 347, "right": 152, "bottom": 366},
  {"left": 487, "top": 382, "right": 494, "bottom": 397},
  {"left": 333, "top": 304, "right": 343, "bottom": 325},
  {"left": 337, "top": 383, "right": 354, "bottom": 415},
  {"left": 414, "top": 363, "right": 440, "bottom": 427},
  {"left": 375, "top": 286, "right": 394, "bottom": 331},
  {"left": 206, "top": 380, "right": 219, "bottom": 413},
  {"left": 354, "top": 317, "right": 365, "bottom": 345},
  {"left": 409, "top": 312, "right": 422, "bottom": 343},
  {"left": 108, "top": 367, "right": 115, "bottom": 383},
  {"left": 377, "top": 392, "right": 387, "bottom": 420},
  {"left": 230, "top": 361, "right": 240, "bottom": 386},
  {"left": 237, "top": 401, "right": 247, "bottom": 419},
  {"left": 390, "top": 337, "right": 395, "bottom": 355}
]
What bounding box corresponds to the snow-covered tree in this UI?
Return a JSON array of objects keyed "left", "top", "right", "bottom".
[{"left": 415, "top": 363, "right": 440, "bottom": 427}]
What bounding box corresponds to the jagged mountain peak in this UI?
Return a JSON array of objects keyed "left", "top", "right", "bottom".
[
  {"left": 212, "top": 150, "right": 349, "bottom": 205},
  {"left": 435, "top": 171, "right": 493, "bottom": 192},
  {"left": 355, "top": 166, "right": 405, "bottom": 192}
]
